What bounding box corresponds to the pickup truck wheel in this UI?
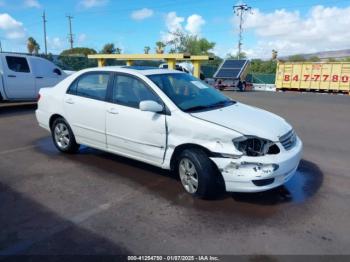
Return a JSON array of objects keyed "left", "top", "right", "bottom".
[
  {"left": 177, "top": 149, "right": 220, "bottom": 198},
  {"left": 51, "top": 118, "right": 79, "bottom": 153}
]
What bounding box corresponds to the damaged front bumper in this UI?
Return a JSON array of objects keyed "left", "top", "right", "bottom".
[{"left": 210, "top": 137, "right": 303, "bottom": 193}]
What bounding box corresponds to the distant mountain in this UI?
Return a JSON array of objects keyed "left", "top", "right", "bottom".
[
  {"left": 281, "top": 49, "right": 350, "bottom": 60},
  {"left": 303, "top": 49, "right": 350, "bottom": 59}
]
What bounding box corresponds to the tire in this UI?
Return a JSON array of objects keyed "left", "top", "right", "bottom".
[
  {"left": 51, "top": 118, "right": 80, "bottom": 153},
  {"left": 177, "top": 148, "right": 222, "bottom": 198}
]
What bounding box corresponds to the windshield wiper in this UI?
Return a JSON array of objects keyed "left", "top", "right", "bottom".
[
  {"left": 184, "top": 100, "right": 235, "bottom": 112},
  {"left": 184, "top": 105, "right": 213, "bottom": 112},
  {"left": 208, "top": 100, "right": 235, "bottom": 108}
]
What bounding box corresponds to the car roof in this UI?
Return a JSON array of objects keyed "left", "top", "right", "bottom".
[{"left": 82, "top": 66, "right": 183, "bottom": 76}]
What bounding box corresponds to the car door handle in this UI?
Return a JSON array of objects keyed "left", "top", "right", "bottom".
[
  {"left": 107, "top": 108, "right": 119, "bottom": 114},
  {"left": 36, "top": 76, "right": 44, "bottom": 79},
  {"left": 8, "top": 75, "right": 16, "bottom": 78},
  {"left": 64, "top": 98, "right": 75, "bottom": 104}
]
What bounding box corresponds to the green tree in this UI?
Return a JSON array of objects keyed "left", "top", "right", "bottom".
[
  {"left": 58, "top": 47, "right": 97, "bottom": 71},
  {"left": 101, "top": 43, "right": 116, "bottom": 54},
  {"left": 288, "top": 54, "right": 306, "bottom": 62},
  {"left": 27, "top": 37, "right": 40, "bottom": 54},
  {"left": 144, "top": 46, "right": 151, "bottom": 54},
  {"left": 166, "top": 30, "right": 215, "bottom": 55},
  {"left": 60, "top": 47, "right": 97, "bottom": 56},
  {"left": 115, "top": 47, "right": 122, "bottom": 54},
  {"left": 155, "top": 41, "right": 166, "bottom": 54},
  {"left": 226, "top": 52, "right": 247, "bottom": 60},
  {"left": 308, "top": 56, "right": 321, "bottom": 62},
  {"left": 249, "top": 59, "right": 277, "bottom": 74},
  {"left": 327, "top": 58, "right": 337, "bottom": 62}
]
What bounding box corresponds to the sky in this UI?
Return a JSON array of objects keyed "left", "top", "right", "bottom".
[{"left": 0, "top": 0, "right": 350, "bottom": 58}]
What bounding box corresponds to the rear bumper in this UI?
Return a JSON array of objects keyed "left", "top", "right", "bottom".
[
  {"left": 210, "top": 137, "right": 303, "bottom": 192},
  {"left": 35, "top": 109, "right": 51, "bottom": 131}
]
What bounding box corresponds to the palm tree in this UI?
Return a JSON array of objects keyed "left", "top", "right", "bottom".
[
  {"left": 272, "top": 49, "right": 278, "bottom": 60},
  {"left": 101, "top": 43, "right": 116, "bottom": 54},
  {"left": 27, "top": 37, "right": 40, "bottom": 54},
  {"left": 155, "top": 41, "right": 166, "bottom": 54},
  {"left": 144, "top": 46, "right": 151, "bottom": 54},
  {"left": 115, "top": 47, "right": 122, "bottom": 54}
]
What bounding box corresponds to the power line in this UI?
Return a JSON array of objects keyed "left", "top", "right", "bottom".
[
  {"left": 42, "top": 11, "right": 47, "bottom": 55},
  {"left": 233, "top": 4, "right": 252, "bottom": 59},
  {"left": 66, "top": 15, "right": 74, "bottom": 49}
]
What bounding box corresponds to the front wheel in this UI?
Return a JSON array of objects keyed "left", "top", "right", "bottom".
[
  {"left": 177, "top": 149, "right": 222, "bottom": 198},
  {"left": 51, "top": 118, "right": 79, "bottom": 153}
]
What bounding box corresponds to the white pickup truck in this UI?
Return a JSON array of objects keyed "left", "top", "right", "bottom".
[{"left": 0, "top": 53, "right": 68, "bottom": 101}]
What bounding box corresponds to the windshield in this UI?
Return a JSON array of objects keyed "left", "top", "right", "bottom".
[{"left": 148, "top": 73, "right": 235, "bottom": 112}]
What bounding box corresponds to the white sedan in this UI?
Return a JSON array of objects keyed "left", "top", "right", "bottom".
[{"left": 36, "top": 66, "right": 303, "bottom": 198}]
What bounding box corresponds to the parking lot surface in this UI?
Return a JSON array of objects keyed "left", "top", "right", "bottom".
[{"left": 0, "top": 91, "right": 350, "bottom": 255}]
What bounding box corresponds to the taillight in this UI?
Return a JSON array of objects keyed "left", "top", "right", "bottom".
[{"left": 37, "top": 93, "right": 41, "bottom": 102}]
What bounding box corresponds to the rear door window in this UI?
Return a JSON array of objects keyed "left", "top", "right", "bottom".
[
  {"left": 6, "top": 56, "right": 30, "bottom": 73},
  {"left": 68, "top": 72, "right": 110, "bottom": 101}
]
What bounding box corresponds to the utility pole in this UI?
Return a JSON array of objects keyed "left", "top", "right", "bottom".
[
  {"left": 42, "top": 11, "right": 47, "bottom": 55},
  {"left": 0, "top": 40, "right": 2, "bottom": 52},
  {"left": 233, "top": 4, "right": 252, "bottom": 59},
  {"left": 66, "top": 15, "right": 74, "bottom": 49}
]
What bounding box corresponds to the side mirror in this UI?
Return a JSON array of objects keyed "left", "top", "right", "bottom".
[
  {"left": 53, "top": 68, "right": 62, "bottom": 76},
  {"left": 139, "top": 100, "right": 163, "bottom": 113}
]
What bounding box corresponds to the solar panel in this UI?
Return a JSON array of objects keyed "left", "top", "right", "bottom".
[
  {"left": 215, "top": 69, "right": 241, "bottom": 78},
  {"left": 213, "top": 59, "right": 249, "bottom": 79},
  {"left": 221, "top": 60, "right": 246, "bottom": 68}
]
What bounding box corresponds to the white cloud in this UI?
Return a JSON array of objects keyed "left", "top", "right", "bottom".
[
  {"left": 161, "top": 12, "right": 205, "bottom": 43},
  {"left": 235, "top": 5, "right": 350, "bottom": 58},
  {"left": 165, "top": 12, "right": 185, "bottom": 32},
  {"left": 24, "top": 0, "right": 41, "bottom": 8},
  {"left": 79, "top": 0, "right": 108, "bottom": 8},
  {"left": 0, "top": 13, "right": 26, "bottom": 40},
  {"left": 131, "top": 8, "right": 154, "bottom": 20},
  {"left": 185, "top": 14, "right": 205, "bottom": 35}
]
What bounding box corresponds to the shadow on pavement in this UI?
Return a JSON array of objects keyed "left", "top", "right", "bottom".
[
  {"left": 35, "top": 137, "right": 323, "bottom": 208},
  {"left": 0, "top": 182, "right": 131, "bottom": 256},
  {"left": 0, "top": 103, "right": 36, "bottom": 116}
]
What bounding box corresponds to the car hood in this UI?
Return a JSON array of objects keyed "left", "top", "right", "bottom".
[{"left": 190, "top": 102, "right": 292, "bottom": 141}]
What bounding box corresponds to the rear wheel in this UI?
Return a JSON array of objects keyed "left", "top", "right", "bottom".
[
  {"left": 177, "top": 148, "right": 221, "bottom": 198},
  {"left": 51, "top": 118, "right": 79, "bottom": 153}
]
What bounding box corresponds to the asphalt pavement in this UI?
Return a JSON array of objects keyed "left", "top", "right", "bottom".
[{"left": 0, "top": 91, "right": 349, "bottom": 256}]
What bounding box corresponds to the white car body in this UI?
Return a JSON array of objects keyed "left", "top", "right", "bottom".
[
  {"left": 36, "top": 66, "right": 302, "bottom": 194},
  {"left": 0, "top": 53, "right": 67, "bottom": 101}
]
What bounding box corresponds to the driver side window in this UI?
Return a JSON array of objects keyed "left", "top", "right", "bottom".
[{"left": 113, "top": 74, "right": 161, "bottom": 108}]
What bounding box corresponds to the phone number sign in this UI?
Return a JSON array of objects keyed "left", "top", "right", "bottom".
[{"left": 283, "top": 74, "right": 350, "bottom": 82}]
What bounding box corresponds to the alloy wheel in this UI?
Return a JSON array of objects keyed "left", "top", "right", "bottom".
[
  {"left": 179, "top": 158, "right": 199, "bottom": 194},
  {"left": 54, "top": 123, "right": 70, "bottom": 150}
]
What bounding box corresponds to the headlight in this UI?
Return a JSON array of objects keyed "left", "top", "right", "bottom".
[{"left": 233, "top": 136, "right": 275, "bottom": 156}]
